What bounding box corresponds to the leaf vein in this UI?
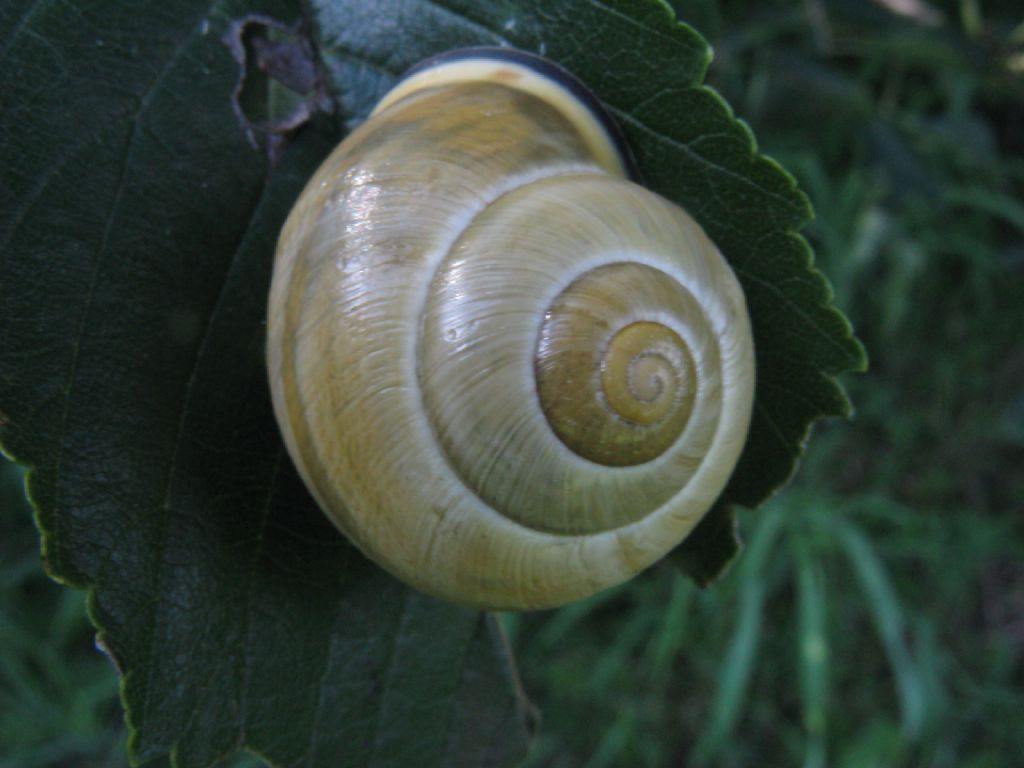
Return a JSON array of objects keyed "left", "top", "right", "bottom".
[
  {"left": 754, "top": 400, "right": 797, "bottom": 459},
  {"left": 366, "top": 589, "right": 414, "bottom": 768},
  {"left": 304, "top": 545, "right": 353, "bottom": 767},
  {"left": 608, "top": 104, "right": 803, "bottom": 213},
  {"left": 416, "top": 0, "right": 508, "bottom": 43},
  {"left": 99, "top": 5, "right": 242, "bottom": 742},
  {"left": 584, "top": 0, "right": 705, "bottom": 53},
  {"left": 440, "top": 613, "right": 480, "bottom": 760},
  {"left": 0, "top": 0, "right": 51, "bottom": 61},
  {"left": 0, "top": 120, "right": 130, "bottom": 257},
  {"left": 734, "top": 265, "right": 859, "bottom": 365}
]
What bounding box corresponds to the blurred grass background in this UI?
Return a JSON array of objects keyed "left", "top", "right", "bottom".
[
  {"left": 2, "top": 0, "right": 1022, "bottom": 765},
  {"left": 506, "top": 1, "right": 1024, "bottom": 766}
]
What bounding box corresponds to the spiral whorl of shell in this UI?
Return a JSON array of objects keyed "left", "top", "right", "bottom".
[{"left": 267, "top": 49, "right": 756, "bottom": 609}]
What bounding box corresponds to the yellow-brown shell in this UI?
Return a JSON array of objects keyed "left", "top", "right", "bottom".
[{"left": 267, "top": 50, "right": 755, "bottom": 610}]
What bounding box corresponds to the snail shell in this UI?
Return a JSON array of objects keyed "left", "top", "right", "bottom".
[{"left": 267, "top": 48, "right": 755, "bottom": 610}]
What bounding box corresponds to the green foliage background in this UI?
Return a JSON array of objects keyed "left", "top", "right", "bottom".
[
  {"left": 505, "top": 1, "right": 1024, "bottom": 765},
  {"left": 2, "top": 0, "right": 1022, "bottom": 766}
]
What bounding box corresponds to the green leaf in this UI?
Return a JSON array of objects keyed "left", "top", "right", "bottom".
[
  {"left": 1, "top": 0, "right": 865, "bottom": 765},
  {"left": 667, "top": 505, "right": 743, "bottom": 587},
  {"left": 310, "top": 0, "right": 866, "bottom": 582},
  {"left": 0, "top": 1, "right": 530, "bottom": 766}
]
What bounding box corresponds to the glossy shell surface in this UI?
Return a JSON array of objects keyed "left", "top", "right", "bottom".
[{"left": 267, "top": 50, "right": 756, "bottom": 609}]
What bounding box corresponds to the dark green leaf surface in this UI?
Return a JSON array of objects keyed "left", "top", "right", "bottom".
[
  {"left": 1, "top": 0, "right": 864, "bottom": 764},
  {"left": 0, "top": 1, "right": 529, "bottom": 766},
  {"left": 311, "top": 0, "right": 865, "bottom": 579},
  {"left": 668, "top": 505, "right": 742, "bottom": 587}
]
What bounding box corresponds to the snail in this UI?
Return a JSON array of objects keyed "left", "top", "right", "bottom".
[{"left": 266, "top": 48, "right": 755, "bottom": 610}]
